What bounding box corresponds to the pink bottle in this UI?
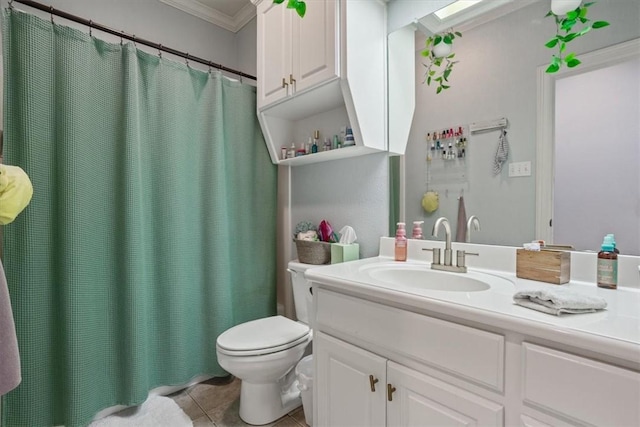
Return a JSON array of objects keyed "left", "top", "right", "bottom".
[{"left": 395, "top": 222, "right": 407, "bottom": 262}]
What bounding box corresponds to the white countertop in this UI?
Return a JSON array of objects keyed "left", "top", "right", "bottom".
[{"left": 302, "top": 241, "right": 640, "bottom": 365}]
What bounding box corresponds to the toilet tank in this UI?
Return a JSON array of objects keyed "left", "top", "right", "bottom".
[{"left": 287, "top": 261, "right": 315, "bottom": 326}]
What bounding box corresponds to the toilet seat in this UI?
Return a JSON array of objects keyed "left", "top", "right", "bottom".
[{"left": 216, "top": 315, "right": 310, "bottom": 357}]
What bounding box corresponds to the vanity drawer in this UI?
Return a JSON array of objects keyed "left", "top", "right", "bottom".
[
  {"left": 522, "top": 342, "right": 640, "bottom": 426},
  {"left": 316, "top": 289, "right": 505, "bottom": 391}
]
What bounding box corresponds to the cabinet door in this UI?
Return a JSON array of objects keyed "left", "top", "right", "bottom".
[
  {"left": 256, "top": 0, "right": 291, "bottom": 109},
  {"left": 315, "top": 332, "right": 386, "bottom": 427},
  {"left": 291, "top": 0, "right": 338, "bottom": 94},
  {"left": 387, "top": 362, "right": 504, "bottom": 427}
]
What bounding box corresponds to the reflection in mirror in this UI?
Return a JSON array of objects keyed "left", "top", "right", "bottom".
[
  {"left": 538, "top": 41, "right": 640, "bottom": 255},
  {"left": 393, "top": 0, "right": 640, "bottom": 251}
]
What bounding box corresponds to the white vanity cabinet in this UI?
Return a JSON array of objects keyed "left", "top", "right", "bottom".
[
  {"left": 315, "top": 332, "right": 386, "bottom": 427},
  {"left": 315, "top": 331, "right": 503, "bottom": 427},
  {"left": 255, "top": 0, "right": 337, "bottom": 109},
  {"left": 252, "top": 0, "right": 387, "bottom": 165},
  {"left": 312, "top": 284, "right": 640, "bottom": 427},
  {"left": 314, "top": 288, "right": 505, "bottom": 426}
]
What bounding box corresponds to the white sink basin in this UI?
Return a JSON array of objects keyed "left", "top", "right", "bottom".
[{"left": 359, "top": 263, "right": 512, "bottom": 293}]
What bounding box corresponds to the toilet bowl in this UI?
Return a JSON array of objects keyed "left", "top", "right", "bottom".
[{"left": 215, "top": 261, "right": 314, "bottom": 425}]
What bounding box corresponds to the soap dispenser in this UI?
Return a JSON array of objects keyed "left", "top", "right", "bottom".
[
  {"left": 412, "top": 221, "right": 424, "bottom": 239},
  {"left": 395, "top": 222, "right": 407, "bottom": 261}
]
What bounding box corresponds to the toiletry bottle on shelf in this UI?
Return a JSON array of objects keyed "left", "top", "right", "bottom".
[
  {"left": 312, "top": 130, "right": 319, "bottom": 153},
  {"left": 412, "top": 221, "right": 424, "bottom": 239},
  {"left": 288, "top": 143, "right": 295, "bottom": 159},
  {"left": 395, "top": 222, "right": 407, "bottom": 261},
  {"left": 597, "top": 237, "right": 618, "bottom": 289}
]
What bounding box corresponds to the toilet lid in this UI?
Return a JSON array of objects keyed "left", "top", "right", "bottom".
[{"left": 216, "top": 315, "right": 310, "bottom": 353}]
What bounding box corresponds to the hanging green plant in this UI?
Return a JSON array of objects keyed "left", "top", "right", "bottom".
[
  {"left": 273, "top": 0, "right": 306, "bottom": 18},
  {"left": 544, "top": 1, "right": 610, "bottom": 73},
  {"left": 421, "top": 29, "right": 461, "bottom": 94}
]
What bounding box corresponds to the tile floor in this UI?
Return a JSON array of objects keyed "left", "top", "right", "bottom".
[{"left": 169, "top": 376, "right": 309, "bottom": 427}]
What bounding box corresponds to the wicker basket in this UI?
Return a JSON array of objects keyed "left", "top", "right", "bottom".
[{"left": 295, "top": 240, "right": 331, "bottom": 265}]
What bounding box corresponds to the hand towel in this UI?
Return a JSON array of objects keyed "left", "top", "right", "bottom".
[
  {"left": 513, "top": 288, "right": 607, "bottom": 315},
  {"left": 0, "top": 259, "right": 21, "bottom": 395},
  {"left": 0, "top": 164, "right": 33, "bottom": 225},
  {"left": 455, "top": 195, "right": 467, "bottom": 242},
  {"left": 492, "top": 129, "right": 509, "bottom": 175}
]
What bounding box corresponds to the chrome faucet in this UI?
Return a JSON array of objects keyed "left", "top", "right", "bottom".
[
  {"left": 432, "top": 217, "right": 453, "bottom": 267},
  {"left": 466, "top": 215, "right": 481, "bottom": 243},
  {"left": 423, "top": 216, "right": 479, "bottom": 273}
]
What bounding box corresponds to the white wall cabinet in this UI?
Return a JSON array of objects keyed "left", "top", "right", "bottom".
[
  {"left": 256, "top": 0, "right": 337, "bottom": 109},
  {"left": 313, "top": 287, "right": 640, "bottom": 427},
  {"left": 252, "top": 0, "right": 387, "bottom": 165}
]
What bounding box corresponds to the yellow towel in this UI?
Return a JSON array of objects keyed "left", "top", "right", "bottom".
[{"left": 0, "top": 164, "right": 33, "bottom": 225}]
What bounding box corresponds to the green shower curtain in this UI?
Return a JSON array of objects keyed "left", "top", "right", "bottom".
[{"left": 2, "top": 9, "right": 276, "bottom": 427}]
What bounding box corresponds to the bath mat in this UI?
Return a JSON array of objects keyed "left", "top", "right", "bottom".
[{"left": 89, "top": 395, "right": 193, "bottom": 427}]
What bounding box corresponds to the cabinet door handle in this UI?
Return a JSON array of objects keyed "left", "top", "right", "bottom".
[
  {"left": 289, "top": 74, "right": 296, "bottom": 90},
  {"left": 282, "top": 77, "right": 289, "bottom": 89},
  {"left": 387, "top": 384, "right": 396, "bottom": 401},
  {"left": 369, "top": 375, "right": 379, "bottom": 392}
]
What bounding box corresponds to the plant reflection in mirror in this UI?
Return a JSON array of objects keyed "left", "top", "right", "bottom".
[
  {"left": 421, "top": 29, "right": 462, "bottom": 94},
  {"left": 545, "top": 1, "right": 610, "bottom": 73}
]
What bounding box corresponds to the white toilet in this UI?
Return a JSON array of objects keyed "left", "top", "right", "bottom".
[{"left": 216, "top": 261, "right": 314, "bottom": 425}]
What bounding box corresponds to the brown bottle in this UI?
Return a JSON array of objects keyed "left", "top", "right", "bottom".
[{"left": 597, "top": 241, "right": 617, "bottom": 289}]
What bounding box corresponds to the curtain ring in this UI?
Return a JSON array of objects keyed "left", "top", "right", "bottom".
[
  {"left": 208, "top": 61, "right": 212, "bottom": 75},
  {"left": 132, "top": 35, "right": 136, "bottom": 47},
  {"left": 50, "top": 6, "right": 54, "bottom": 23},
  {"left": 185, "top": 53, "right": 189, "bottom": 67},
  {"left": 120, "top": 30, "right": 124, "bottom": 46},
  {"left": 8, "top": 0, "right": 13, "bottom": 10},
  {"left": 158, "top": 44, "right": 162, "bottom": 58},
  {"left": 89, "top": 20, "right": 92, "bottom": 37}
]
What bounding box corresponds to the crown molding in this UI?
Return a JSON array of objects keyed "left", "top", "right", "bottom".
[{"left": 159, "top": 0, "right": 256, "bottom": 33}]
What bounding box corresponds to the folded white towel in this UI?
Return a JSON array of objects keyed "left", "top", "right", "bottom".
[
  {"left": 493, "top": 129, "right": 509, "bottom": 175},
  {"left": 513, "top": 288, "right": 607, "bottom": 315}
]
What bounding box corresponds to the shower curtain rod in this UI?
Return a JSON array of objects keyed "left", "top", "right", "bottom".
[{"left": 10, "top": 0, "right": 257, "bottom": 81}]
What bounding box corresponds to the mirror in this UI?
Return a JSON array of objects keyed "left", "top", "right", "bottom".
[{"left": 391, "top": 0, "right": 640, "bottom": 254}]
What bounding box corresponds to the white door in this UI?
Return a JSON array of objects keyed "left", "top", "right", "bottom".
[
  {"left": 256, "top": 0, "right": 292, "bottom": 109},
  {"left": 387, "top": 362, "right": 504, "bottom": 427},
  {"left": 291, "top": 0, "right": 338, "bottom": 94},
  {"left": 315, "top": 332, "right": 386, "bottom": 427}
]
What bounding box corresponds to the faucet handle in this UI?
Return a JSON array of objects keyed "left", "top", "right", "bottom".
[
  {"left": 422, "top": 247, "right": 441, "bottom": 265},
  {"left": 456, "top": 250, "right": 479, "bottom": 269}
]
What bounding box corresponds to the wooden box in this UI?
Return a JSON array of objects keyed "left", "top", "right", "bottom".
[{"left": 516, "top": 249, "right": 571, "bottom": 284}]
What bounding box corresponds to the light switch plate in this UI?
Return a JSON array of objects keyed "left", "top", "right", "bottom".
[{"left": 509, "top": 161, "right": 532, "bottom": 177}]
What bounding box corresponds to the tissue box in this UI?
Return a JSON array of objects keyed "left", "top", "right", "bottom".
[
  {"left": 516, "top": 249, "right": 570, "bottom": 284},
  {"left": 331, "top": 243, "right": 360, "bottom": 264}
]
